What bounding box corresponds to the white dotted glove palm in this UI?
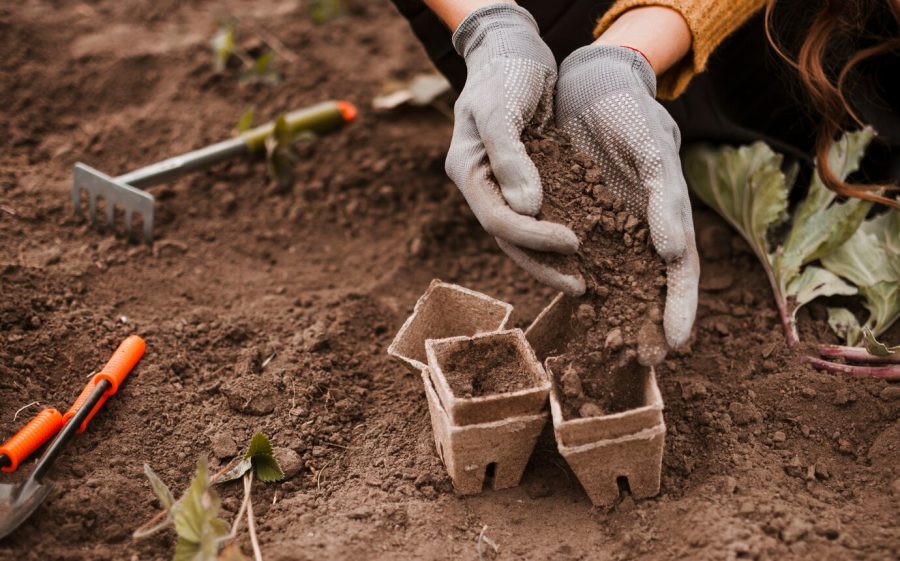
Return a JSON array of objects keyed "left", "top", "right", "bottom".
[
  {"left": 555, "top": 45, "right": 700, "bottom": 348},
  {"left": 446, "top": 5, "right": 580, "bottom": 263}
]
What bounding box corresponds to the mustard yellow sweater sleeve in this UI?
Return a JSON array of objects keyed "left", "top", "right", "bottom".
[{"left": 594, "top": 0, "right": 766, "bottom": 99}]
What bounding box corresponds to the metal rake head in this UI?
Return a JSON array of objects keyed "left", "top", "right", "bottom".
[{"left": 72, "top": 163, "right": 155, "bottom": 243}]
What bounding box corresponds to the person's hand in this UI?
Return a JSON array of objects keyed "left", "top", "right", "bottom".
[
  {"left": 554, "top": 45, "right": 700, "bottom": 348},
  {"left": 445, "top": 4, "right": 585, "bottom": 295}
]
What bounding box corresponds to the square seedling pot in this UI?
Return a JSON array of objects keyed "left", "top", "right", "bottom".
[
  {"left": 388, "top": 279, "right": 513, "bottom": 373},
  {"left": 527, "top": 293, "right": 666, "bottom": 506},
  {"left": 545, "top": 356, "right": 666, "bottom": 507},
  {"left": 425, "top": 329, "right": 551, "bottom": 426},
  {"left": 420, "top": 368, "right": 547, "bottom": 495}
]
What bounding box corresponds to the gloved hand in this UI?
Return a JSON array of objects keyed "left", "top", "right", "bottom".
[
  {"left": 445, "top": 4, "right": 582, "bottom": 291},
  {"left": 553, "top": 45, "right": 700, "bottom": 348}
]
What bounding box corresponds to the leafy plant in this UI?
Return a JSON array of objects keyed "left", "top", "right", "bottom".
[
  {"left": 237, "top": 107, "right": 255, "bottom": 134},
  {"left": 135, "top": 434, "right": 285, "bottom": 561},
  {"left": 682, "top": 128, "right": 899, "bottom": 379},
  {"left": 137, "top": 459, "right": 229, "bottom": 561},
  {"left": 310, "top": 0, "right": 343, "bottom": 24}
]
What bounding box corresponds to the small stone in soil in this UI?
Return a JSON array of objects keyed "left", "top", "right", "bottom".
[{"left": 275, "top": 447, "right": 303, "bottom": 479}]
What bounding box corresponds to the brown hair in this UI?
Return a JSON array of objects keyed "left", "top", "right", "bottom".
[{"left": 765, "top": 0, "right": 900, "bottom": 209}]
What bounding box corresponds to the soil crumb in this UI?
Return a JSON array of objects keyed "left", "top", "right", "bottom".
[
  {"left": 524, "top": 127, "right": 667, "bottom": 418},
  {"left": 440, "top": 337, "right": 534, "bottom": 398}
]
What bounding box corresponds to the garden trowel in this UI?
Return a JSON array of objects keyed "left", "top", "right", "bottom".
[
  {"left": 0, "top": 336, "right": 145, "bottom": 539},
  {"left": 72, "top": 100, "right": 357, "bottom": 243}
]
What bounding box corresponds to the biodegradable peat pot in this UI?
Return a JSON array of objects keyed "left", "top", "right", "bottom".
[
  {"left": 524, "top": 292, "right": 578, "bottom": 362},
  {"left": 420, "top": 368, "right": 547, "bottom": 495},
  {"left": 388, "top": 279, "right": 513, "bottom": 373},
  {"left": 546, "top": 356, "right": 665, "bottom": 506},
  {"left": 425, "top": 329, "right": 550, "bottom": 425}
]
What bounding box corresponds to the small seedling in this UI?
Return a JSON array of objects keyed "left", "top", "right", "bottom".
[
  {"left": 237, "top": 107, "right": 255, "bottom": 134},
  {"left": 241, "top": 52, "right": 280, "bottom": 85},
  {"left": 265, "top": 114, "right": 299, "bottom": 189},
  {"left": 210, "top": 23, "right": 235, "bottom": 73},
  {"left": 310, "top": 0, "right": 343, "bottom": 24},
  {"left": 137, "top": 458, "right": 229, "bottom": 561},
  {"left": 683, "top": 128, "right": 899, "bottom": 378},
  {"left": 135, "top": 434, "right": 284, "bottom": 561}
]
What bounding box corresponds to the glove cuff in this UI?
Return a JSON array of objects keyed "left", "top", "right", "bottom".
[{"left": 451, "top": 4, "right": 552, "bottom": 69}]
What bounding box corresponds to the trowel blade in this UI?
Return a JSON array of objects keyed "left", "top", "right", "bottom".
[{"left": 0, "top": 479, "right": 53, "bottom": 540}]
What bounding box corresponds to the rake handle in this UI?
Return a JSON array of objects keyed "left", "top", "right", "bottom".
[{"left": 117, "top": 100, "right": 355, "bottom": 188}]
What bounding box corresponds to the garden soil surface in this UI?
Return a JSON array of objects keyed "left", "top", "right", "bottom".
[{"left": 1, "top": 1, "right": 899, "bottom": 560}]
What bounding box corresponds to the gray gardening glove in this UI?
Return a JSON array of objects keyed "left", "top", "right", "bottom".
[
  {"left": 555, "top": 45, "right": 700, "bottom": 349},
  {"left": 446, "top": 4, "right": 583, "bottom": 293}
]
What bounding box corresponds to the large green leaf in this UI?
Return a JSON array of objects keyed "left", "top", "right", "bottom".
[
  {"left": 786, "top": 266, "right": 857, "bottom": 311},
  {"left": 821, "top": 208, "right": 900, "bottom": 336},
  {"left": 682, "top": 141, "right": 792, "bottom": 267},
  {"left": 774, "top": 128, "right": 874, "bottom": 290}
]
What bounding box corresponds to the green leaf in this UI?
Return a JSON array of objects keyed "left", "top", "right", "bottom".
[
  {"left": 682, "top": 141, "right": 791, "bottom": 270},
  {"left": 774, "top": 128, "right": 874, "bottom": 290},
  {"left": 210, "top": 24, "right": 234, "bottom": 73},
  {"left": 245, "top": 432, "right": 274, "bottom": 459},
  {"left": 253, "top": 454, "right": 285, "bottom": 482},
  {"left": 821, "top": 209, "right": 900, "bottom": 335},
  {"left": 174, "top": 537, "right": 202, "bottom": 561},
  {"left": 862, "top": 327, "right": 900, "bottom": 356},
  {"left": 172, "top": 457, "right": 227, "bottom": 561},
  {"left": 311, "top": 0, "right": 343, "bottom": 23},
  {"left": 827, "top": 307, "right": 861, "bottom": 346},
  {"left": 786, "top": 265, "right": 857, "bottom": 313},
  {"left": 265, "top": 115, "right": 297, "bottom": 188},
  {"left": 237, "top": 107, "right": 255, "bottom": 134},
  {"left": 144, "top": 463, "right": 175, "bottom": 511},
  {"left": 253, "top": 51, "right": 274, "bottom": 74},
  {"left": 245, "top": 433, "right": 285, "bottom": 482}
]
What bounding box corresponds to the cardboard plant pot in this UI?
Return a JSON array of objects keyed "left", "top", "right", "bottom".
[
  {"left": 387, "top": 279, "right": 513, "bottom": 373},
  {"left": 527, "top": 293, "right": 667, "bottom": 507},
  {"left": 420, "top": 368, "right": 547, "bottom": 495},
  {"left": 545, "top": 356, "right": 665, "bottom": 506},
  {"left": 425, "top": 329, "right": 551, "bottom": 425}
]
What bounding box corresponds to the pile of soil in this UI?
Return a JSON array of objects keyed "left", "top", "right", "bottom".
[
  {"left": 439, "top": 338, "right": 532, "bottom": 398},
  {"left": 2, "top": 1, "right": 898, "bottom": 560},
  {"left": 524, "top": 127, "right": 667, "bottom": 418}
]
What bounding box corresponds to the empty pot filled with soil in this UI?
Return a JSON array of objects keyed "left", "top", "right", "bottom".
[
  {"left": 425, "top": 329, "right": 550, "bottom": 425},
  {"left": 388, "top": 279, "right": 512, "bottom": 373}
]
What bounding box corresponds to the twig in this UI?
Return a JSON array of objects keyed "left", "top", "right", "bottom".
[
  {"left": 224, "top": 472, "right": 253, "bottom": 541},
  {"left": 13, "top": 401, "right": 40, "bottom": 421},
  {"left": 476, "top": 525, "right": 499, "bottom": 561},
  {"left": 245, "top": 472, "right": 263, "bottom": 561},
  {"left": 805, "top": 355, "right": 900, "bottom": 380},
  {"left": 0, "top": 204, "right": 17, "bottom": 216}
]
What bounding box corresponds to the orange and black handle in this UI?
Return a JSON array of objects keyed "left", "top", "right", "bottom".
[
  {"left": 0, "top": 408, "right": 65, "bottom": 473},
  {"left": 63, "top": 335, "right": 145, "bottom": 433},
  {"left": 0, "top": 335, "right": 145, "bottom": 473}
]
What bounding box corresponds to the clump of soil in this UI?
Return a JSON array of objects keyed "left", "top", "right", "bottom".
[
  {"left": 523, "top": 127, "right": 667, "bottom": 418},
  {"left": 440, "top": 338, "right": 533, "bottom": 398}
]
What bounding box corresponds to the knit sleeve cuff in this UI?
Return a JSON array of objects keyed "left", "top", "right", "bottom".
[{"left": 593, "top": 0, "right": 765, "bottom": 99}]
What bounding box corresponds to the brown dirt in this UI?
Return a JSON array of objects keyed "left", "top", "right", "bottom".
[
  {"left": 525, "top": 127, "right": 667, "bottom": 418},
  {"left": 440, "top": 338, "right": 532, "bottom": 398},
  {"left": 1, "top": 1, "right": 898, "bottom": 560}
]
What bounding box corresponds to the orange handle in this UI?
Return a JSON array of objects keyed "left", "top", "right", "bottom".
[
  {"left": 0, "top": 408, "right": 64, "bottom": 472},
  {"left": 63, "top": 335, "right": 145, "bottom": 433}
]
